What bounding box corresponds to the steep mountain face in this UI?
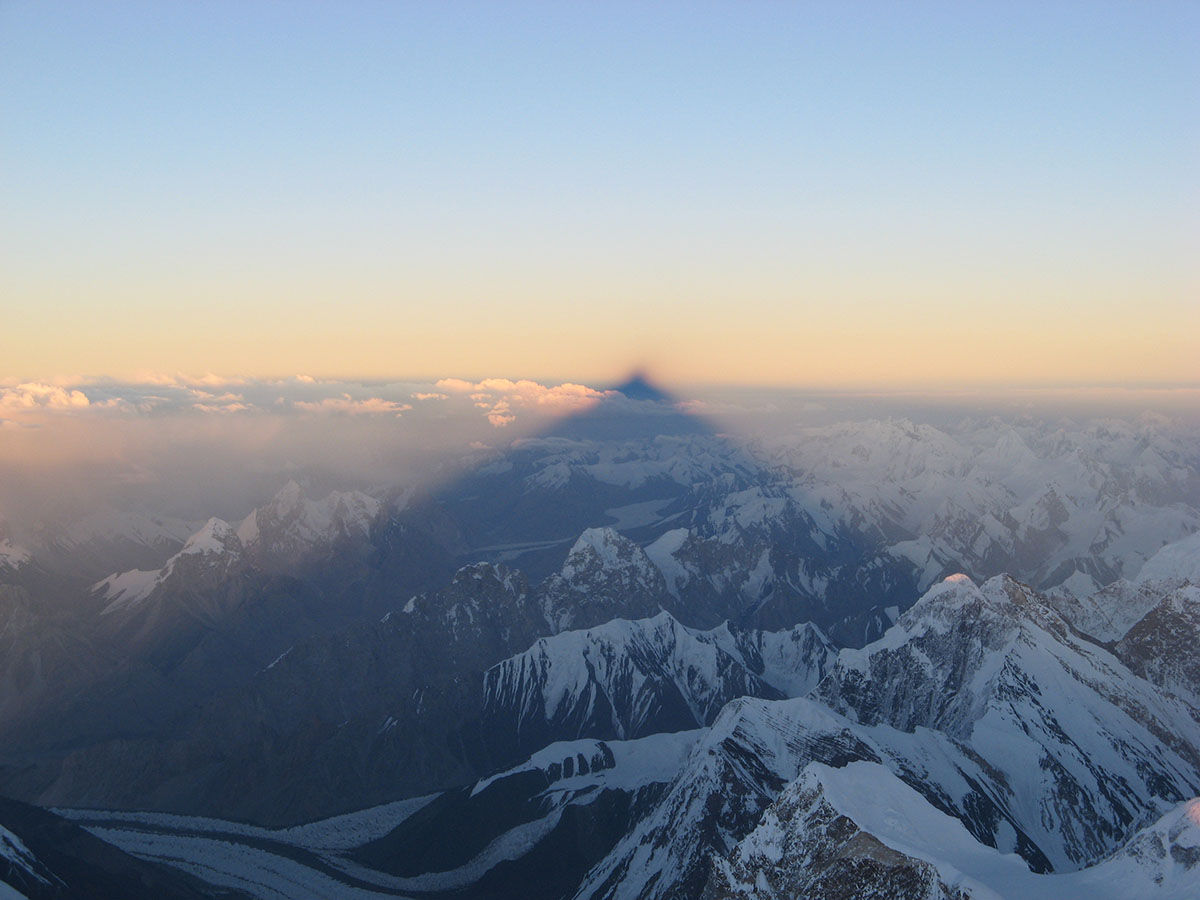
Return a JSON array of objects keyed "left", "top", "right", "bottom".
[
  {"left": 0, "top": 585, "right": 107, "bottom": 740},
  {"left": 14, "top": 547, "right": 834, "bottom": 826},
  {"left": 1046, "top": 576, "right": 1167, "bottom": 643},
  {"left": 572, "top": 573, "right": 1200, "bottom": 898},
  {"left": 351, "top": 731, "right": 700, "bottom": 899},
  {"left": 94, "top": 477, "right": 385, "bottom": 622},
  {"left": 481, "top": 612, "right": 835, "bottom": 763},
  {"left": 1046, "top": 530, "right": 1200, "bottom": 644},
  {"left": 705, "top": 761, "right": 1200, "bottom": 900},
  {"left": 428, "top": 418, "right": 921, "bottom": 643},
  {"left": 572, "top": 692, "right": 1056, "bottom": 900},
  {"left": 1112, "top": 585, "right": 1200, "bottom": 710},
  {"left": 95, "top": 517, "right": 244, "bottom": 620},
  {"left": 539, "top": 528, "right": 669, "bottom": 631},
  {"left": 642, "top": 477, "right": 918, "bottom": 640},
  {"left": 0, "top": 522, "right": 32, "bottom": 576},
  {"left": 704, "top": 762, "right": 976, "bottom": 900},
  {"left": 1135, "top": 529, "right": 1200, "bottom": 587},
  {"left": 15, "top": 562, "right": 544, "bottom": 824},
  {"left": 1, "top": 484, "right": 451, "bottom": 776},
  {"left": 20, "top": 553, "right": 1199, "bottom": 898},
  {"left": 30, "top": 509, "right": 198, "bottom": 582},
  {"left": 814, "top": 574, "right": 1200, "bottom": 869}
]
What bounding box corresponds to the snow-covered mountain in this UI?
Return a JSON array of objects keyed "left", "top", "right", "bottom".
[
  {"left": 93, "top": 516, "right": 243, "bottom": 615},
  {"left": 481, "top": 611, "right": 835, "bottom": 760},
  {"left": 771, "top": 416, "right": 1200, "bottom": 593},
  {"left": 93, "top": 481, "right": 383, "bottom": 616},
  {"left": 235, "top": 479, "right": 380, "bottom": 571},
  {"left": 571, "top": 572, "right": 1200, "bottom": 898},
  {"left": 58, "top": 731, "right": 701, "bottom": 900},
  {"left": 706, "top": 760, "right": 1200, "bottom": 900},
  {"left": 28, "top": 509, "right": 201, "bottom": 581},
  {"left": 539, "top": 528, "right": 669, "bottom": 631},
  {"left": 1, "top": 400, "right": 1198, "bottom": 898},
  {"left": 19, "top": 557, "right": 1199, "bottom": 898},
  {"left": 814, "top": 573, "right": 1200, "bottom": 868}
]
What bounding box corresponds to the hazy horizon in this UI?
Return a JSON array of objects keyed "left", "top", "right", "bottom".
[{"left": 3, "top": 369, "right": 1198, "bottom": 541}]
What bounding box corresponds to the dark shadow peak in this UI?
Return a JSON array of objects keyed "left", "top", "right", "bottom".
[
  {"left": 539, "top": 372, "right": 712, "bottom": 442},
  {"left": 611, "top": 371, "right": 671, "bottom": 403}
]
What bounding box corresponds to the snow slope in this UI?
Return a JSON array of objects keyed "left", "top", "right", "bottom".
[{"left": 710, "top": 760, "right": 1200, "bottom": 900}]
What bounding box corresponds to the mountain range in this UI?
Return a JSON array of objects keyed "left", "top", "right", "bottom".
[{"left": 1, "top": 383, "right": 1197, "bottom": 898}]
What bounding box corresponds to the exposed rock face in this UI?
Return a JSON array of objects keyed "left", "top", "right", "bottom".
[
  {"left": 539, "top": 528, "right": 669, "bottom": 632},
  {"left": 573, "top": 573, "right": 1200, "bottom": 898},
  {"left": 1113, "top": 585, "right": 1200, "bottom": 710},
  {"left": 704, "top": 763, "right": 971, "bottom": 900},
  {"left": 814, "top": 574, "right": 1200, "bottom": 869},
  {"left": 706, "top": 761, "right": 1200, "bottom": 900}
]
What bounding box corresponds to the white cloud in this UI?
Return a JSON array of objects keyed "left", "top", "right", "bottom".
[
  {"left": 292, "top": 394, "right": 413, "bottom": 416},
  {"left": 0, "top": 375, "right": 615, "bottom": 430},
  {"left": 0, "top": 382, "right": 91, "bottom": 412},
  {"left": 433, "top": 377, "right": 613, "bottom": 427}
]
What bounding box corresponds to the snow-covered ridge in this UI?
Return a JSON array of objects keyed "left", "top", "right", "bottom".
[
  {"left": 771, "top": 416, "right": 1200, "bottom": 593},
  {"left": 177, "top": 517, "right": 239, "bottom": 557},
  {"left": 93, "top": 516, "right": 242, "bottom": 614},
  {"left": 91, "top": 482, "right": 383, "bottom": 615},
  {"left": 470, "top": 730, "right": 701, "bottom": 798},
  {"left": 57, "top": 509, "right": 199, "bottom": 553},
  {"left": 482, "top": 610, "right": 835, "bottom": 756},
  {"left": 1046, "top": 531, "right": 1200, "bottom": 643},
  {"left": 1137, "top": 529, "right": 1200, "bottom": 587},
  {"left": 817, "top": 572, "right": 1200, "bottom": 869},
  {"left": 712, "top": 760, "right": 1200, "bottom": 900},
  {"left": 0, "top": 822, "right": 52, "bottom": 891},
  {"left": 560, "top": 527, "right": 658, "bottom": 582},
  {"left": 236, "top": 479, "right": 380, "bottom": 554}
]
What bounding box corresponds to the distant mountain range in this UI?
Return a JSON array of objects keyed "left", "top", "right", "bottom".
[{"left": 1, "top": 383, "right": 1197, "bottom": 897}]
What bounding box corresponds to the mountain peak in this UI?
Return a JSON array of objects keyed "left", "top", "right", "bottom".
[
  {"left": 562, "top": 527, "right": 651, "bottom": 579},
  {"left": 272, "top": 479, "right": 306, "bottom": 510},
  {"left": 179, "top": 518, "right": 240, "bottom": 557}
]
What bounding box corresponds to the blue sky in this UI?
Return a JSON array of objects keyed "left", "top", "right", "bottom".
[{"left": 2, "top": 2, "right": 1196, "bottom": 386}]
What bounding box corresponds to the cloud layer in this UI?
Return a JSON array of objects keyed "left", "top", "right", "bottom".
[{"left": 0, "top": 375, "right": 613, "bottom": 429}]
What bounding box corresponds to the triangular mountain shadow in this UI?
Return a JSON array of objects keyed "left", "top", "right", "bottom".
[
  {"left": 429, "top": 372, "right": 724, "bottom": 577},
  {"left": 540, "top": 371, "right": 716, "bottom": 441}
]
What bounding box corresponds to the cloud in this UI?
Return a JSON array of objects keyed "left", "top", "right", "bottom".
[
  {"left": 433, "top": 377, "right": 613, "bottom": 427},
  {"left": 0, "top": 374, "right": 618, "bottom": 431},
  {"left": 187, "top": 390, "right": 252, "bottom": 414},
  {"left": 486, "top": 399, "right": 515, "bottom": 427},
  {"left": 292, "top": 395, "right": 413, "bottom": 416},
  {"left": 132, "top": 372, "right": 250, "bottom": 388},
  {"left": 0, "top": 382, "right": 91, "bottom": 412}
]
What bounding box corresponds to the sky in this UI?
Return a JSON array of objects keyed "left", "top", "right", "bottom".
[{"left": 1, "top": 1, "right": 1197, "bottom": 388}]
